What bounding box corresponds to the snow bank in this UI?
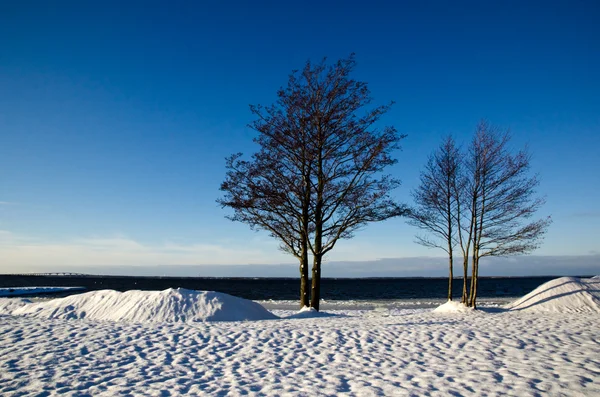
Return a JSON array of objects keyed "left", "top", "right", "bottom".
[
  {"left": 5, "top": 288, "right": 278, "bottom": 322},
  {"left": 433, "top": 300, "right": 473, "bottom": 313},
  {"left": 506, "top": 276, "right": 600, "bottom": 313}
]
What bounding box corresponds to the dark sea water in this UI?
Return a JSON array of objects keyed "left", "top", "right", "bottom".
[{"left": 0, "top": 274, "right": 576, "bottom": 300}]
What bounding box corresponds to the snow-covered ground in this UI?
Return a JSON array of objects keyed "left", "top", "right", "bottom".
[{"left": 0, "top": 278, "right": 599, "bottom": 396}]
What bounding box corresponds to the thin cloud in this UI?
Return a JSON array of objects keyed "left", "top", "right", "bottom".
[
  {"left": 0, "top": 230, "right": 14, "bottom": 239},
  {"left": 1, "top": 231, "right": 599, "bottom": 277},
  {"left": 0, "top": 232, "right": 288, "bottom": 272},
  {"left": 6, "top": 255, "right": 598, "bottom": 277},
  {"left": 570, "top": 211, "right": 600, "bottom": 218}
]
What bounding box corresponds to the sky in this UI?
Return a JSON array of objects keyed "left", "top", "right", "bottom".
[{"left": 1, "top": 0, "right": 599, "bottom": 277}]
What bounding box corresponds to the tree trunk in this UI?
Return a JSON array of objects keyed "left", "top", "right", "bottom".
[
  {"left": 299, "top": 252, "right": 310, "bottom": 308},
  {"left": 471, "top": 257, "right": 479, "bottom": 309},
  {"left": 310, "top": 129, "right": 324, "bottom": 312},
  {"left": 468, "top": 252, "right": 477, "bottom": 307},
  {"left": 468, "top": 201, "right": 479, "bottom": 307},
  {"left": 310, "top": 255, "right": 322, "bottom": 311},
  {"left": 310, "top": 197, "right": 324, "bottom": 311},
  {"left": 461, "top": 257, "right": 468, "bottom": 303},
  {"left": 299, "top": 169, "right": 311, "bottom": 309},
  {"left": 447, "top": 252, "right": 453, "bottom": 301}
]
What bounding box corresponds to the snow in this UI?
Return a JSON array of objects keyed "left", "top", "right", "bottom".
[
  {"left": 284, "top": 306, "right": 338, "bottom": 319},
  {"left": 258, "top": 297, "right": 515, "bottom": 312},
  {"left": 433, "top": 300, "right": 473, "bottom": 313},
  {"left": 7, "top": 288, "right": 277, "bottom": 322},
  {"left": 505, "top": 276, "right": 600, "bottom": 313},
  {"left": 0, "top": 298, "right": 32, "bottom": 312},
  {"left": 0, "top": 286, "right": 85, "bottom": 297},
  {"left": 0, "top": 280, "right": 599, "bottom": 395}
]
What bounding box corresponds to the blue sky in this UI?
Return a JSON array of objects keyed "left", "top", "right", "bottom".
[{"left": 1, "top": 0, "right": 599, "bottom": 276}]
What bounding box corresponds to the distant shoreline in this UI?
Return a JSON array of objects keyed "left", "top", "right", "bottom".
[
  {"left": 1, "top": 273, "right": 594, "bottom": 280},
  {"left": 0, "top": 274, "right": 584, "bottom": 301}
]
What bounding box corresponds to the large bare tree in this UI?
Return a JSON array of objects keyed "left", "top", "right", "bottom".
[
  {"left": 219, "top": 55, "right": 406, "bottom": 310},
  {"left": 408, "top": 136, "right": 460, "bottom": 301},
  {"left": 301, "top": 57, "right": 406, "bottom": 311},
  {"left": 218, "top": 78, "right": 315, "bottom": 307}
]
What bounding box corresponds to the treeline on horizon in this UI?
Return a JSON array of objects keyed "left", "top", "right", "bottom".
[{"left": 218, "top": 54, "right": 551, "bottom": 310}]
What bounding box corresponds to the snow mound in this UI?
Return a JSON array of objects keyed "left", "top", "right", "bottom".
[
  {"left": 506, "top": 277, "right": 600, "bottom": 313},
  {"left": 433, "top": 300, "right": 473, "bottom": 313},
  {"left": 284, "top": 306, "right": 338, "bottom": 319},
  {"left": 6, "top": 288, "right": 278, "bottom": 322}
]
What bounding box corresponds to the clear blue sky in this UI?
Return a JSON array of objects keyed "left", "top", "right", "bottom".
[{"left": 1, "top": 0, "right": 599, "bottom": 276}]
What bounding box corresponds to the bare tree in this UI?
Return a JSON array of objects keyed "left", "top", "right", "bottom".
[
  {"left": 410, "top": 122, "right": 551, "bottom": 308},
  {"left": 218, "top": 76, "right": 315, "bottom": 307},
  {"left": 302, "top": 57, "right": 406, "bottom": 311},
  {"left": 454, "top": 155, "right": 473, "bottom": 304},
  {"left": 408, "top": 136, "right": 460, "bottom": 301},
  {"left": 219, "top": 55, "right": 406, "bottom": 310},
  {"left": 464, "top": 121, "right": 552, "bottom": 308}
]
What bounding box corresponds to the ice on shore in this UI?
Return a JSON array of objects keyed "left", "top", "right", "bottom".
[
  {"left": 0, "top": 286, "right": 86, "bottom": 297},
  {"left": 505, "top": 276, "right": 600, "bottom": 313},
  {"left": 6, "top": 288, "right": 278, "bottom": 322}
]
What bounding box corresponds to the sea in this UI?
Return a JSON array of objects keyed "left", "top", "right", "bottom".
[{"left": 0, "top": 274, "right": 576, "bottom": 303}]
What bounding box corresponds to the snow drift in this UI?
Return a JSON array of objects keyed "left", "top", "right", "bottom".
[
  {"left": 506, "top": 276, "right": 600, "bottom": 313},
  {"left": 433, "top": 300, "right": 473, "bottom": 313},
  {"left": 4, "top": 288, "right": 278, "bottom": 322},
  {"left": 284, "top": 306, "right": 338, "bottom": 319}
]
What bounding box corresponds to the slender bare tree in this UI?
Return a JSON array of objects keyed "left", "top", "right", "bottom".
[
  {"left": 464, "top": 121, "right": 552, "bottom": 308},
  {"left": 408, "top": 136, "right": 460, "bottom": 301},
  {"left": 454, "top": 157, "right": 473, "bottom": 304},
  {"left": 409, "top": 122, "right": 551, "bottom": 308}
]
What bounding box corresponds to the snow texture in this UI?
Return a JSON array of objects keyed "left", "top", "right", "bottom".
[
  {"left": 506, "top": 276, "right": 600, "bottom": 313},
  {"left": 0, "top": 279, "right": 599, "bottom": 395},
  {"left": 6, "top": 288, "right": 277, "bottom": 322},
  {"left": 0, "top": 298, "right": 32, "bottom": 313},
  {"left": 1, "top": 304, "right": 598, "bottom": 396}
]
